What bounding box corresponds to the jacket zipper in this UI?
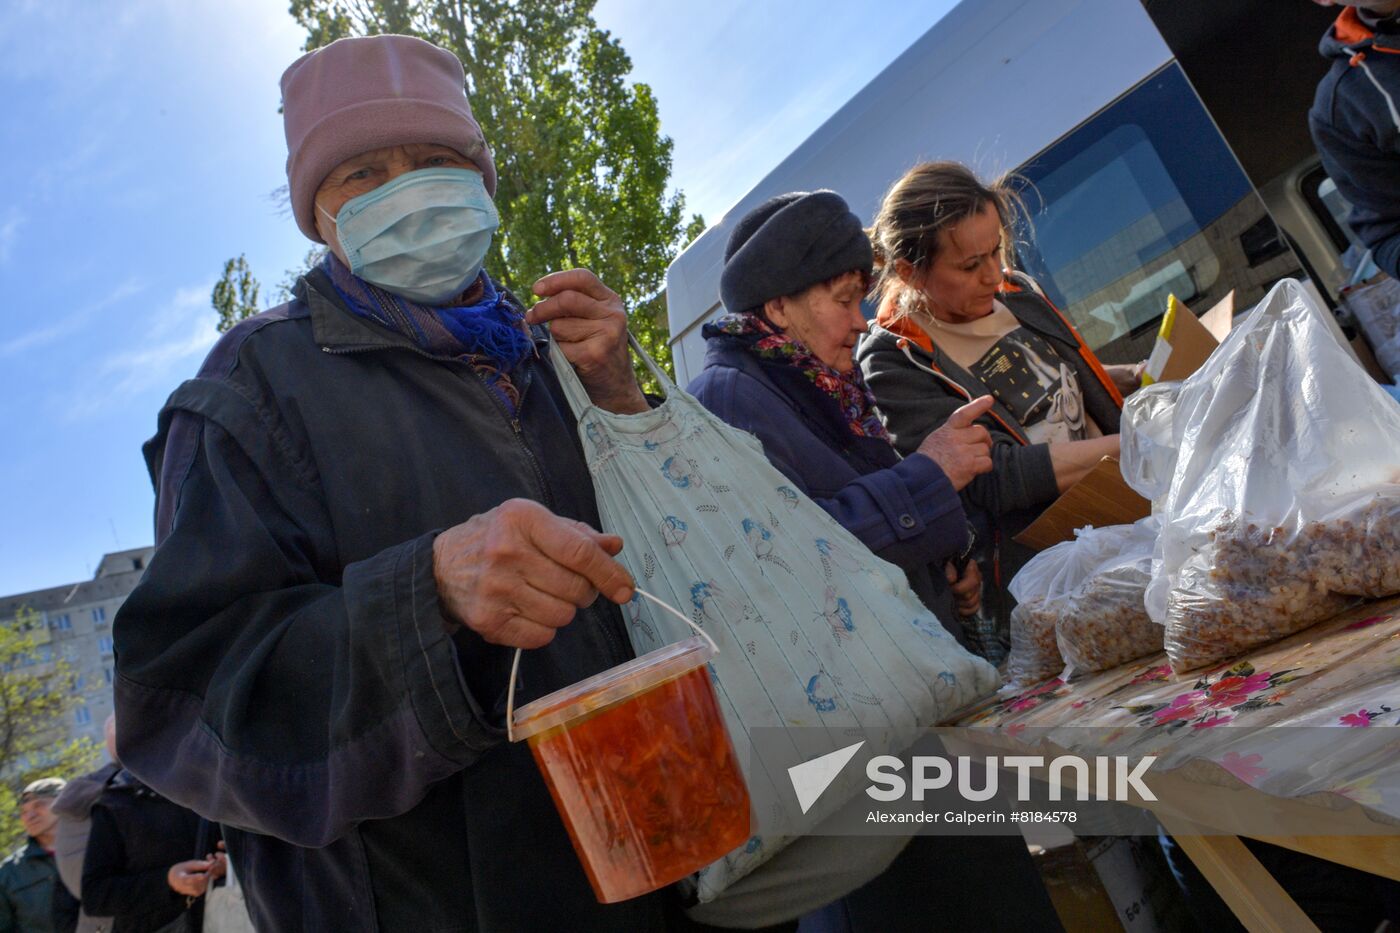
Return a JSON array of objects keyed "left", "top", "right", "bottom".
[
  {"left": 323, "top": 341, "right": 631, "bottom": 667},
  {"left": 320, "top": 343, "right": 552, "bottom": 496},
  {"left": 464, "top": 358, "right": 630, "bottom": 667},
  {"left": 892, "top": 338, "right": 1030, "bottom": 444}
]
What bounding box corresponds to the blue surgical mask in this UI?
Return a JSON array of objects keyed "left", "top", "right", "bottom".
[{"left": 321, "top": 167, "right": 500, "bottom": 305}]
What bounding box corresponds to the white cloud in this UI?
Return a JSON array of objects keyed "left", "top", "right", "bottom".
[
  {"left": 0, "top": 279, "right": 145, "bottom": 357},
  {"left": 0, "top": 208, "right": 24, "bottom": 264},
  {"left": 61, "top": 281, "right": 218, "bottom": 421}
]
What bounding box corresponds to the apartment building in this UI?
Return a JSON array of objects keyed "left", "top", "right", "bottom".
[{"left": 0, "top": 547, "right": 155, "bottom": 772}]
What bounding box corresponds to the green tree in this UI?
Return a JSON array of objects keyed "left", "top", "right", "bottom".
[
  {"left": 210, "top": 248, "right": 325, "bottom": 336},
  {"left": 273, "top": 248, "right": 328, "bottom": 305},
  {"left": 0, "top": 608, "right": 100, "bottom": 851},
  {"left": 219, "top": 0, "right": 703, "bottom": 389},
  {"left": 212, "top": 254, "right": 262, "bottom": 334}
]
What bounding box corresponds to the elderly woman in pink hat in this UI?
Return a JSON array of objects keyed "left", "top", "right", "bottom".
[{"left": 113, "top": 34, "right": 674, "bottom": 933}]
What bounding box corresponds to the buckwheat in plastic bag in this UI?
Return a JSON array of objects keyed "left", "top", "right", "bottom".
[
  {"left": 1007, "top": 521, "right": 1162, "bottom": 687},
  {"left": 1129, "top": 280, "right": 1400, "bottom": 672},
  {"left": 1054, "top": 519, "right": 1162, "bottom": 680}
]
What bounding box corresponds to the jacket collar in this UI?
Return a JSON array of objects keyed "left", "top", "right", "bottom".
[
  {"left": 298, "top": 269, "right": 549, "bottom": 356},
  {"left": 50, "top": 762, "right": 120, "bottom": 820},
  {"left": 1325, "top": 7, "right": 1400, "bottom": 56},
  {"left": 701, "top": 336, "right": 802, "bottom": 416},
  {"left": 701, "top": 335, "right": 897, "bottom": 464},
  {"left": 870, "top": 275, "right": 1042, "bottom": 355},
  {"left": 18, "top": 838, "right": 50, "bottom": 861},
  {"left": 873, "top": 291, "right": 934, "bottom": 353},
  {"left": 859, "top": 315, "right": 1033, "bottom": 446}
]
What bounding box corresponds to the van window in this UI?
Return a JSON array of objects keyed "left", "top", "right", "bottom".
[{"left": 1010, "top": 64, "right": 1303, "bottom": 363}]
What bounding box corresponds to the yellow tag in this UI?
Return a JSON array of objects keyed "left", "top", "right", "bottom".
[{"left": 1141, "top": 294, "right": 1184, "bottom": 387}]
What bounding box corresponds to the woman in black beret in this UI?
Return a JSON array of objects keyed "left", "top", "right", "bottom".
[
  {"left": 689, "top": 190, "right": 999, "bottom": 649},
  {"left": 681, "top": 190, "right": 1061, "bottom": 933}
]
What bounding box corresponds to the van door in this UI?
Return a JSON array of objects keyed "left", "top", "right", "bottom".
[{"left": 1009, "top": 64, "right": 1301, "bottom": 365}]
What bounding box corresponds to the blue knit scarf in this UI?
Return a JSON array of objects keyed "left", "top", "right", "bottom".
[{"left": 322, "top": 254, "right": 535, "bottom": 411}]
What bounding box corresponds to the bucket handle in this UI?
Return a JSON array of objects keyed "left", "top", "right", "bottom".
[{"left": 506, "top": 588, "right": 719, "bottom": 742}]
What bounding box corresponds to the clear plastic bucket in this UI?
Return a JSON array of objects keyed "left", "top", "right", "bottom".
[{"left": 511, "top": 636, "right": 751, "bottom": 903}]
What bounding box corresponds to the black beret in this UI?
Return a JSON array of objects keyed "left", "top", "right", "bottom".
[{"left": 719, "top": 190, "right": 873, "bottom": 315}]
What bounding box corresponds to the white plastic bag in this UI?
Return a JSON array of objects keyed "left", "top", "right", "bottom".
[
  {"left": 1005, "top": 529, "right": 1099, "bottom": 687},
  {"left": 202, "top": 860, "right": 253, "bottom": 933},
  {"left": 1343, "top": 276, "right": 1400, "bottom": 379},
  {"left": 1007, "top": 521, "right": 1162, "bottom": 686},
  {"left": 1134, "top": 280, "right": 1400, "bottom": 672},
  {"left": 548, "top": 336, "right": 1000, "bottom": 900},
  {"left": 1119, "top": 382, "right": 1181, "bottom": 505},
  {"left": 1053, "top": 520, "right": 1162, "bottom": 680}
]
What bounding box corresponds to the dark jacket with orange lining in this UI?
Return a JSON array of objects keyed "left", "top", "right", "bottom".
[
  {"left": 855, "top": 273, "right": 1122, "bottom": 629},
  {"left": 1310, "top": 6, "right": 1400, "bottom": 279}
]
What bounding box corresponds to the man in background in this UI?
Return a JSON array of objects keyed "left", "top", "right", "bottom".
[
  {"left": 0, "top": 778, "right": 79, "bottom": 933},
  {"left": 1310, "top": 0, "right": 1400, "bottom": 278}
]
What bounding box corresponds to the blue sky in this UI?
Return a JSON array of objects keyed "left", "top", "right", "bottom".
[{"left": 0, "top": 0, "right": 956, "bottom": 595}]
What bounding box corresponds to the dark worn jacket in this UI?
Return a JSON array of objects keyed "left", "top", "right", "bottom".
[
  {"left": 687, "top": 335, "right": 969, "bottom": 636},
  {"left": 82, "top": 771, "right": 201, "bottom": 933},
  {"left": 0, "top": 839, "right": 76, "bottom": 933},
  {"left": 856, "top": 275, "right": 1123, "bottom": 626},
  {"left": 113, "top": 269, "right": 665, "bottom": 932},
  {"left": 52, "top": 762, "right": 121, "bottom": 933},
  {"left": 1311, "top": 7, "right": 1400, "bottom": 279}
]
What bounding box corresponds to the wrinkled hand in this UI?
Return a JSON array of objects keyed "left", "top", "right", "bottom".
[
  {"left": 207, "top": 842, "right": 227, "bottom": 883},
  {"left": 167, "top": 859, "right": 216, "bottom": 898},
  {"left": 1105, "top": 362, "right": 1147, "bottom": 396},
  {"left": 527, "top": 269, "right": 649, "bottom": 414},
  {"left": 916, "top": 396, "right": 995, "bottom": 491},
  {"left": 946, "top": 560, "right": 983, "bottom": 617},
  {"left": 433, "top": 499, "right": 636, "bottom": 650}
]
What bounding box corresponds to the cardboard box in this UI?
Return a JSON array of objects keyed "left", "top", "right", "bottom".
[
  {"left": 1015, "top": 293, "right": 1228, "bottom": 552},
  {"left": 1013, "top": 457, "right": 1150, "bottom": 551},
  {"left": 1141, "top": 292, "right": 1231, "bottom": 386},
  {"left": 1014, "top": 286, "right": 1394, "bottom": 553}
]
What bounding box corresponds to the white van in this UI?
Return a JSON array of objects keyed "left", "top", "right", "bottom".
[{"left": 664, "top": 0, "right": 1367, "bottom": 383}]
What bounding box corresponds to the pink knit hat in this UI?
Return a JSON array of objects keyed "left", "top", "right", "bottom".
[{"left": 280, "top": 34, "right": 498, "bottom": 242}]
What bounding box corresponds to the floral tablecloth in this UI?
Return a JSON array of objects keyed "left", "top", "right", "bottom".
[{"left": 954, "top": 597, "right": 1400, "bottom": 824}]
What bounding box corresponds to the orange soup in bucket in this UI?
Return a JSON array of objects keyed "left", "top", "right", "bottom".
[{"left": 511, "top": 636, "right": 751, "bottom": 903}]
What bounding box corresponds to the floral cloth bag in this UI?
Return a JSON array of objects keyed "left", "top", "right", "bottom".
[{"left": 548, "top": 336, "right": 999, "bottom": 901}]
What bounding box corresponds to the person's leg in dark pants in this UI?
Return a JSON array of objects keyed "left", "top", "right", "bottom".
[
  {"left": 1158, "top": 828, "right": 1392, "bottom": 933},
  {"left": 829, "top": 833, "right": 1063, "bottom": 933}
]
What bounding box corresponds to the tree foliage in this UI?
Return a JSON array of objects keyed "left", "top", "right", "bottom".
[
  {"left": 212, "top": 0, "right": 701, "bottom": 387},
  {"left": 0, "top": 608, "right": 100, "bottom": 851},
  {"left": 212, "top": 254, "right": 262, "bottom": 335},
  {"left": 273, "top": 248, "right": 328, "bottom": 305},
  {"left": 211, "top": 249, "right": 326, "bottom": 334}
]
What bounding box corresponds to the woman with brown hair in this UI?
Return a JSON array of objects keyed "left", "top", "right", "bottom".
[{"left": 856, "top": 161, "right": 1144, "bottom": 647}]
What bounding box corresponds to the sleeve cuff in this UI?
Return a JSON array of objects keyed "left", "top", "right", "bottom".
[
  {"left": 1374, "top": 238, "right": 1400, "bottom": 282},
  {"left": 395, "top": 533, "right": 506, "bottom": 764},
  {"left": 890, "top": 453, "right": 966, "bottom": 540},
  {"left": 845, "top": 454, "right": 966, "bottom": 551},
  {"left": 1024, "top": 443, "right": 1060, "bottom": 507}
]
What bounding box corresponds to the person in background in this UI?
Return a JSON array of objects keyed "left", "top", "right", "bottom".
[
  {"left": 113, "top": 33, "right": 669, "bottom": 932},
  {"left": 857, "top": 161, "right": 1142, "bottom": 647},
  {"left": 688, "top": 190, "right": 995, "bottom": 650},
  {"left": 682, "top": 190, "right": 1062, "bottom": 933},
  {"left": 52, "top": 716, "right": 121, "bottom": 933},
  {"left": 1310, "top": 0, "right": 1400, "bottom": 280},
  {"left": 81, "top": 719, "right": 221, "bottom": 933},
  {"left": 0, "top": 778, "right": 79, "bottom": 933}
]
